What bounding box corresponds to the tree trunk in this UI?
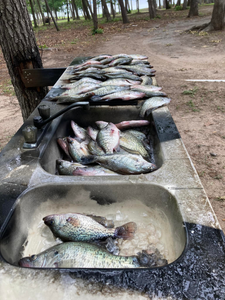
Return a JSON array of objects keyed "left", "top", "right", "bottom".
[
  {"left": 159, "top": 0, "right": 162, "bottom": 9},
  {"left": 93, "top": 0, "right": 98, "bottom": 30},
  {"left": 125, "top": 0, "right": 129, "bottom": 12},
  {"left": 187, "top": 0, "right": 191, "bottom": 6},
  {"left": 36, "top": 0, "right": 45, "bottom": 25},
  {"left": 71, "top": 0, "right": 80, "bottom": 19},
  {"left": 148, "top": 0, "right": 156, "bottom": 18},
  {"left": 70, "top": 3, "right": 75, "bottom": 20},
  {"left": 188, "top": 0, "right": 199, "bottom": 16},
  {"left": 82, "top": 0, "right": 91, "bottom": 19},
  {"left": 210, "top": 0, "right": 225, "bottom": 30},
  {"left": 44, "top": 0, "right": 60, "bottom": 30},
  {"left": 136, "top": 0, "right": 139, "bottom": 12},
  {"left": 166, "top": 0, "right": 170, "bottom": 8},
  {"left": 0, "top": 0, "right": 48, "bottom": 120},
  {"left": 118, "top": 0, "right": 129, "bottom": 23},
  {"left": 86, "top": 0, "right": 94, "bottom": 18},
  {"left": 102, "top": 0, "right": 111, "bottom": 21},
  {"left": 110, "top": 0, "right": 116, "bottom": 18},
  {"left": 176, "top": 0, "right": 181, "bottom": 5},
  {"left": 29, "top": 0, "right": 38, "bottom": 27},
  {"left": 183, "top": 0, "right": 188, "bottom": 9}
]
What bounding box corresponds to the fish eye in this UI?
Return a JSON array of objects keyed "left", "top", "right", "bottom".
[
  {"left": 50, "top": 220, "right": 54, "bottom": 224},
  {"left": 30, "top": 255, "right": 37, "bottom": 261},
  {"left": 54, "top": 251, "right": 59, "bottom": 256}
]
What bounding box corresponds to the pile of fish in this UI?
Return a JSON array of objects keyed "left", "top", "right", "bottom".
[
  {"left": 19, "top": 212, "right": 168, "bottom": 268},
  {"left": 56, "top": 119, "right": 157, "bottom": 176},
  {"left": 50, "top": 53, "right": 171, "bottom": 117}
]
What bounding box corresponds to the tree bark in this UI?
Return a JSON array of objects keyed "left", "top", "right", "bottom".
[
  {"left": 183, "top": 0, "right": 188, "bottom": 9},
  {"left": 102, "top": 0, "right": 111, "bottom": 21},
  {"left": 110, "top": 0, "right": 116, "bottom": 18},
  {"left": 188, "top": 0, "right": 199, "bottom": 16},
  {"left": 210, "top": 0, "right": 225, "bottom": 30},
  {"left": 148, "top": 0, "right": 156, "bottom": 18},
  {"left": 136, "top": 0, "right": 139, "bottom": 12},
  {"left": 118, "top": 0, "right": 129, "bottom": 23},
  {"left": 158, "top": 0, "right": 162, "bottom": 9},
  {"left": 0, "top": 0, "right": 48, "bottom": 120},
  {"left": 70, "top": 2, "right": 75, "bottom": 20},
  {"left": 82, "top": 0, "right": 91, "bottom": 19}
]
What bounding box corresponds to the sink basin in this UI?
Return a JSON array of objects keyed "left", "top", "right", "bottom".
[
  {"left": 0, "top": 182, "right": 185, "bottom": 268},
  {"left": 39, "top": 106, "right": 163, "bottom": 175}
]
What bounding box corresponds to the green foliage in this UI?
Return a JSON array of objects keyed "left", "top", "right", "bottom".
[
  {"left": 92, "top": 28, "right": 104, "bottom": 35},
  {"left": 38, "top": 44, "right": 48, "bottom": 49},
  {"left": 175, "top": 5, "right": 182, "bottom": 11}
]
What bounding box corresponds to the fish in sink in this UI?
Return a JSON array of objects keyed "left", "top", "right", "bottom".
[
  {"left": 43, "top": 213, "right": 137, "bottom": 242},
  {"left": 18, "top": 242, "right": 168, "bottom": 268}
]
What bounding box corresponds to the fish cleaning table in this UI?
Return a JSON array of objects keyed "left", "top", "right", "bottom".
[{"left": 0, "top": 56, "right": 225, "bottom": 300}]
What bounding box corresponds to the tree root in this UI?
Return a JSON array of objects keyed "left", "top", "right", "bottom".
[{"left": 185, "top": 22, "right": 214, "bottom": 33}]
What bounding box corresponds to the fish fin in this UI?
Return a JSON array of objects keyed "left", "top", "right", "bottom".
[
  {"left": 66, "top": 217, "right": 80, "bottom": 227},
  {"left": 114, "top": 222, "right": 137, "bottom": 240},
  {"left": 86, "top": 215, "right": 114, "bottom": 228}
]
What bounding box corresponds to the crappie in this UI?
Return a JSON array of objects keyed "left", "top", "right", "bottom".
[
  {"left": 71, "top": 121, "right": 87, "bottom": 141},
  {"left": 57, "top": 138, "right": 72, "bottom": 160},
  {"left": 105, "top": 72, "right": 142, "bottom": 81},
  {"left": 18, "top": 242, "right": 140, "bottom": 268},
  {"left": 117, "top": 65, "right": 156, "bottom": 76},
  {"left": 101, "top": 90, "right": 145, "bottom": 101},
  {"left": 61, "top": 77, "right": 101, "bottom": 89},
  {"left": 73, "top": 166, "right": 119, "bottom": 176},
  {"left": 87, "top": 140, "right": 105, "bottom": 155},
  {"left": 57, "top": 159, "right": 85, "bottom": 175},
  {"left": 56, "top": 92, "right": 93, "bottom": 103},
  {"left": 109, "top": 57, "right": 133, "bottom": 66},
  {"left": 92, "top": 85, "right": 130, "bottom": 97},
  {"left": 131, "top": 85, "right": 162, "bottom": 92},
  {"left": 100, "top": 78, "right": 139, "bottom": 86},
  {"left": 141, "top": 75, "right": 153, "bottom": 86},
  {"left": 140, "top": 97, "right": 171, "bottom": 117},
  {"left": 67, "top": 137, "right": 90, "bottom": 162},
  {"left": 125, "top": 130, "right": 147, "bottom": 141},
  {"left": 90, "top": 55, "right": 112, "bottom": 61},
  {"left": 87, "top": 126, "right": 99, "bottom": 140},
  {"left": 96, "top": 122, "right": 120, "bottom": 154},
  {"left": 120, "top": 132, "right": 149, "bottom": 159},
  {"left": 82, "top": 154, "right": 156, "bottom": 174},
  {"left": 43, "top": 213, "right": 137, "bottom": 242}
]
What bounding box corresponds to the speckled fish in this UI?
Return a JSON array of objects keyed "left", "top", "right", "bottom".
[
  {"left": 117, "top": 65, "right": 156, "bottom": 76},
  {"left": 124, "top": 130, "right": 147, "bottom": 141},
  {"left": 105, "top": 72, "right": 142, "bottom": 81},
  {"left": 82, "top": 154, "right": 157, "bottom": 174},
  {"left": 109, "top": 57, "right": 133, "bottom": 66},
  {"left": 75, "top": 73, "right": 107, "bottom": 81},
  {"left": 71, "top": 121, "right": 87, "bottom": 141},
  {"left": 119, "top": 132, "right": 149, "bottom": 159},
  {"left": 129, "top": 54, "right": 148, "bottom": 60},
  {"left": 95, "top": 120, "right": 108, "bottom": 129},
  {"left": 57, "top": 159, "right": 85, "bottom": 175},
  {"left": 96, "top": 122, "right": 120, "bottom": 154},
  {"left": 56, "top": 93, "right": 93, "bottom": 103},
  {"left": 43, "top": 213, "right": 137, "bottom": 242},
  {"left": 131, "top": 85, "right": 163, "bottom": 95},
  {"left": 92, "top": 85, "right": 130, "bottom": 97},
  {"left": 131, "top": 60, "right": 150, "bottom": 65},
  {"left": 100, "top": 78, "right": 140, "bottom": 87},
  {"left": 60, "top": 83, "right": 100, "bottom": 96},
  {"left": 90, "top": 55, "right": 112, "bottom": 61},
  {"left": 87, "top": 140, "right": 105, "bottom": 155},
  {"left": 115, "top": 120, "right": 150, "bottom": 130},
  {"left": 61, "top": 78, "right": 101, "bottom": 89},
  {"left": 103, "top": 67, "right": 131, "bottom": 73},
  {"left": 18, "top": 242, "right": 141, "bottom": 268},
  {"left": 86, "top": 214, "right": 114, "bottom": 228},
  {"left": 140, "top": 97, "right": 171, "bottom": 117},
  {"left": 101, "top": 90, "right": 145, "bottom": 101},
  {"left": 73, "top": 166, "right": 119, "bottom": 176},
  {"left": 87, "top": 126, "right": 99, "bottom": 140},
  {"left": 67, "top": 137, "right": 90, "bottom": 162},
  {"left": 141, "top": 76, "right": 153, "bottom": 86},
  {"left": 57, "top": 138, "right": 72, "bottom": 160}
]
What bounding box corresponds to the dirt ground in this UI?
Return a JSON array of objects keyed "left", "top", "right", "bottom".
[{"left": 0, "top": 6, "right": 224, "bottom": 232}]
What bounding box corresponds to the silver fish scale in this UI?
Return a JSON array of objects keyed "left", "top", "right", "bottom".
[
  {"left": 96, "top": 123, "right": 120, "bottom": 154},
  {"left": 140, "top": 97, "right": 171, "bottom": 117}
]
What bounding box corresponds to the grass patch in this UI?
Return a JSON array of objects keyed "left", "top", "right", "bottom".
[{"left": 182, "top": 86, "right": 198, "bottom": 97}]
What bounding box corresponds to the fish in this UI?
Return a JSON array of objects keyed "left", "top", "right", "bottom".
[
  {"left": 119, "top": 132, "right": 150, "bottom": 159},
  {"left": 96, "top": 122, "right": 120, "bottom": 154},
  {"left": 81, "top": 154, "right": 157, "bottom": 174},
  {"left": 129, "top": 54, "right": 148, "bottom": 60},
  {"left": 140, "top": 97, "right": 171, "bottom": 117},
  {"left": 75, "top": 73, "right": 107, "bottom": 81},
  {"left": 100, "top": 78, "right": 139, "bottom": 87},
  {"left": 100, "top": 57, "right": 115, "bottom": 65},
  {"left": 124, "top": 130, "right": 147, "bottom": 141},
  {"left": 43, "top": 213, "right": 137, "bottom": 242},
  {"left": 112, "top": 54, "right": 132, "bottom": 59},
  {"left": 67, "top": 137, "right": 90, "bottom": 162},
  {"left": 103, "top": 67, "right": 131, "bottom": 73},
  {"left": 109, "top": 57, "right": 133, "bottom": 66},
  {"left": 131, "top": 85, "right": 161, "bottom": 91},
  {"left": 101, "top": 90, "right": 146, "bottom": 101},
  {"left": 71, "top": 121, "right": 88, "bottom": 141},
  {"left": 87, "top": 126, "right": 99, "bottom": 140},
  {"left": 85, "top": 215, "right": 114, "bottom": 228},
  {"left": 117, "top": 65, "right": 156, "bottom": 76},
  {"left": 57, "top": 138, "right": 72, "bottom": 160},
  {"left": 18, "top": 242, "right": 141, "bottom": 268},
  {"left": 105, "top": 73, "right": 142, "bottom": 81},
  {"left": 55, "top": 92, "right": 94, "bottom": 103},
  {"left": 95, "top": 120, "right": 108, "bottom": 129},
  {"left": 90, "top": 55, "right": 112, "bottom": 61},
  {"left": 141, "top": 75, "right": 153, "bottom": 86},
  {"left": 92, "top": 85, "right": 130, "bottom": 97},
  {"left": 87, "top": 140, "right": 105, "bottom": 155},
  {"left": 131, "top": 60, "right": 150, "bottom": 65},
  {"left": 73, "top": 166, "right": 119, "bottom": 176},
  {"left": 115, "top": 120, "right": 150, "bottom": 130},
  {"left": 61, "top": 78, "right": 102, "bottom": 89},
  {"left": 56, "top": 159, "right": 85, "bottom": 175}
]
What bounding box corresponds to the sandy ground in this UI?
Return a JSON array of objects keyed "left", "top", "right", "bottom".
[{"left": 0, "top": 7, "right": 224, "bottom": 231}]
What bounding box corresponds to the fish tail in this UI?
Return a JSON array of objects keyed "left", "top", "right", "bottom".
[{"left": 114, "top": 222, "right": 137, "bottom": 240}]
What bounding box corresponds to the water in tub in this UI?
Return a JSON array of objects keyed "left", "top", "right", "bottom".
[{"left": 0, "top": 188, "right": 177, "bottom": 300}]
